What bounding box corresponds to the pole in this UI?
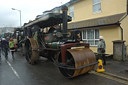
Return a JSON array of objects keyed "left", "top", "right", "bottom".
[
  {"left": 19, "top": 10, "right": 21, "bottom": 27},
  {"left": 12, "top": 8, "right": 22, "bottom": 27}
]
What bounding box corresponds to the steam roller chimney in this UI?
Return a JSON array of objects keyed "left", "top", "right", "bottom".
[{"left": 61, "top": 5, "right": 68, "bottom": 39}]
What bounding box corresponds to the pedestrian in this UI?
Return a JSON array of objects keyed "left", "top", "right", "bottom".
[
  {"left": 1, "top": 38, "right": 9, "bottom": 59},
  {"left": 97, "top": 36, "right": 106, "bottom": 65},
  {"left": 9, "top": 38, "right": 15, "bottom": 58}
]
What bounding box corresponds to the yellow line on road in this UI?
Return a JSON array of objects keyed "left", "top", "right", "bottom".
[{"left": 89, "top": 71, "right": 128, "bottom": 85}]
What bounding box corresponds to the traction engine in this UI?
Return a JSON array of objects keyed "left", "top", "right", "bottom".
[{"left": 23, "top": 5, "right": 97, "bottom": 78}]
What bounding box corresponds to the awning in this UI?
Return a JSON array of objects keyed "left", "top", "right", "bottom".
[{"left": 68, "top": 13, "right": 126, "bottom": 30}]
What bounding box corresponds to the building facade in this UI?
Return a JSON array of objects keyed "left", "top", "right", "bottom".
[
  {"left": 0, "top": 27, "right": 15, "bottom": 34},
  {"left": 66, "top": 0, "right": 128, "bottom": 54}
]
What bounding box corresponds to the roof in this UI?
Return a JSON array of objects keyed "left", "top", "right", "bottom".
[
  {"left": 24, "top": 13, "right": 72, "bottom": 28},
  {"left": 65, "top": 0, "right": 81, "bottom": 6},
  {"left": 68, "top": 13, "right": 126, "bottom": 30}
]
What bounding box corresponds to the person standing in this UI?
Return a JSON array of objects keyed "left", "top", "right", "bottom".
[
  {"left": 1, "top": 38, "right": 9, "bottom": 59},
  {"left": 9, "top": 38, "right": 15, "bottom": 58},
  {"left": 97, "top": 36, "right": 106, "bottom": 65}
]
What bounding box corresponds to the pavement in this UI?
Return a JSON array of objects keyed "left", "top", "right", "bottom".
[
  {"left": 103, "top": 59, "right": 128, "bottom": 78},
  {"left": 95, "top": 53, "right": 128, "bottom": 78}
]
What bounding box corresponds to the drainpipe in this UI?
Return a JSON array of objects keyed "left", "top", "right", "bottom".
[
  {"left": 119, "top": 25, "right": 123, "bottom": 40},
  {"left": 118, "top": 0, "right": 128, "bottom": 40}
]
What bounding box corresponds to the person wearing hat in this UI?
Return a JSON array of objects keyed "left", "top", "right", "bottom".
[{"left": 97, "top": 36, "right": 106, "bottom": 65}]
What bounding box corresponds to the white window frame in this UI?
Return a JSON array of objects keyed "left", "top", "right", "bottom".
[
  {"left": 82, "top": 29, "right": 99, "bottom": 46},
  {"left": 69, "top": 6, "right": 74, "bottom": 19},
  {"left": 93, "top": 0, "right": 101, "bottom": 14}
]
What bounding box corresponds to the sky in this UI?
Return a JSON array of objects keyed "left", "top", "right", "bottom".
[{"left": 0, "top": 0, "right": 70, "bottom": 27}]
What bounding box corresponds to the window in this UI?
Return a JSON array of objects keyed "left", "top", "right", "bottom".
[
  {"left": 93, "top": 0, "right": 101, "bottom": 13},
  {"left": 69, "top": 6, "right": 74, "bottom": 19},
  {"left": 82, "top": 29, "right": 99, "bottom": 46}
]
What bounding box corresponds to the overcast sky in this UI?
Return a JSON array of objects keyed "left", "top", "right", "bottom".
[{"left": 0, "top": 0, "right": 70, "bottom": 27}]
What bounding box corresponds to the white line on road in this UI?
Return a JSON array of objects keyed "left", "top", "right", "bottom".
[{"left": 6, "top": 60, "right": 20, "bottom": 79}]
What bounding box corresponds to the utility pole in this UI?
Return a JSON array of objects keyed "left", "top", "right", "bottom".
[{"left": 12, "top": 8, "right": 22, "bottom": 27}]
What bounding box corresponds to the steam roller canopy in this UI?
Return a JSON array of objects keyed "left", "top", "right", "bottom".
[{"left": 58, "top": 48, "right": 96, "bottom": 78}]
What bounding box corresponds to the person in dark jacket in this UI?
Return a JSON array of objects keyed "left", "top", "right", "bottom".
[
  {"left": 1, "top": 38, "right": 9, "bottom": 59},
  {"left": 97, "top": 36, "right": 106, "bottom": 65}
]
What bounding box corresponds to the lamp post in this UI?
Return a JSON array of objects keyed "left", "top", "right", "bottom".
[{"left": 12, "top": 8, "right": 22, "bottom": 27}]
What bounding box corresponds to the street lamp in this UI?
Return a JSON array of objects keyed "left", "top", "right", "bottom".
[{"left": 12, "top": 8, "right": 22, "bottom": 27}]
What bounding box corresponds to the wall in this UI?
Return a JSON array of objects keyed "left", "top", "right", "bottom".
[
  {"left": 68, "top": 0, "right": 126, "bottom": 22},
  {"left": 120, "top": 15, "right": 128, "bottom": 57},
  {"left": 120, "top": 15, "right": 128, "bottom": 45}
]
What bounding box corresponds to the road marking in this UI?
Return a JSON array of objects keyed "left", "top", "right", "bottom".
[
  {"left": 6, "top": 60, "right": 20, "bottom": 79},
  {"left": 90, "top": 71, "right": 128, "bottom": 85}
]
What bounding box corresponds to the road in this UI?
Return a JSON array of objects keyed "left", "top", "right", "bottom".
[{"left": 0, "top": 51, "right": 127, "bottom": 85}]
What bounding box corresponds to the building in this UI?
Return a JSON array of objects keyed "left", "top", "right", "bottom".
[
  {"left": 65, "top": 0, "right": 128, "bottom": 55},
  {"left": 0, "top": 27, "right": 15, "bottom": 34}
]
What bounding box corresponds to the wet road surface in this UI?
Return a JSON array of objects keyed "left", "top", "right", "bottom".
[{"left": 0, "top": 51, "right": 126, "bottom": 85}]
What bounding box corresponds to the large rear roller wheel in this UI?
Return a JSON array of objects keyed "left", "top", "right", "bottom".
[
  {"left": 58, "top": 48, "right": 96, "bottom": 78},
  {"left": 25, "top": 38, "right": 39, "bottom": 64}
]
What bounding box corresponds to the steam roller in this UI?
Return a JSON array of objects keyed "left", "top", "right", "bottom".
[
  {"left": 58, "top": 43, "right": 97, "bottom": 78},
  {"left": 24, "top": 38, "right": 96, "bottom": 77},
  {"left": 22, "top": 5, "right": 97, "bottom": 78}
]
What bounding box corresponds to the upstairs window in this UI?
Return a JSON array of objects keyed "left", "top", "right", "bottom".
[
  {"left": 69, "top": 6, "right": 74, "bottom": 19},
  {"left": 82, "top": 29, "right": 99, "bottom": 46},
  {"left": 93, "top": 0, "right": 101, "bottom": 14}
]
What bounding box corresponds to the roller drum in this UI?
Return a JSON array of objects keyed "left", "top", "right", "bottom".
[{"left": 58, "top": 48, "right": 96, "bottom": 78}]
